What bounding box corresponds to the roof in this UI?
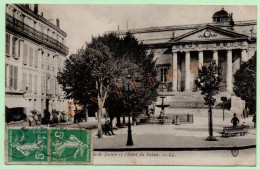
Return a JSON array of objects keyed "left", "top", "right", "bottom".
[{"left": 212, "top": 8, "right": 229, "bottom": 18}]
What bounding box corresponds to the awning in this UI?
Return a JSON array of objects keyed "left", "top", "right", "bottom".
[{"left": 5, "top": 97, "right": 31, "bottom": 108}]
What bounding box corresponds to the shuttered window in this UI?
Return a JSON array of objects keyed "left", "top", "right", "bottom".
[
  {"left": 29, "top": 47, "right": 33, "bottom": 66},
  {"left": 12, "top": 37, "right": 16, "bottom": 58},
  {"left": 34, "top": 49, "right": 38, "bottom": 68},
  {"left": 5, "top": 34, "right": 10, "bottom": 55},
  {"left": 29, "top": 74, "right": 32, "bottom": 93},
  {"left": 9, "top": 65, "right": 13, "bottom": 90},
  {"left": 13, "top": 66, "right": 18, "bottom": 90},
  {"left": 55, "top": 79, "right": 59, "bottom": 95},
  {"left": 34, "top": 75, "right": 38, "bottom": 94},
  {"left": 47, "top": 78, "right": 55, "bottom": 95},
  {"left": 23, "top": 44, "right": 28, "bottom": 65},
  {"left": 22, "top": 73, "right": 27, "bottom": 91},
  {"left": 41, "top": 76, "right": 45, "bottom": 94}
]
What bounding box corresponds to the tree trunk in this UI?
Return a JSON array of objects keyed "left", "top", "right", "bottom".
[
  {"left": 97, "top": 108, "right": 102, "bottom": 138},
  {"left": 97, "top": 81, "right": 102, "bottom": 138},
  {"left": 123, "top": 115, "right": 126, "bottom": 125},
  {"left": 207, "top": 104, "right": 216, "bottom": 140},
  {"left": 116, "top": 115, "right": 121, "bottom": 127}
]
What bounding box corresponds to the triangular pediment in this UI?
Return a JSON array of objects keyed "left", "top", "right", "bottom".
[{"left": 172, "top": 25, "right": 248, "bottom": 42}]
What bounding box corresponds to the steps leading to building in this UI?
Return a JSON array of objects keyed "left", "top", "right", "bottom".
[{"left": 156, "top": 92, "right": 232, "bottom": 109}]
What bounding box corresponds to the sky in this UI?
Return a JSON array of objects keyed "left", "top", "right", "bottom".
[{"left": 39, "top": 5, "right": 257, "bottom": 56}]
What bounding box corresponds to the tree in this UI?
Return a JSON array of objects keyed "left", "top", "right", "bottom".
[
  {"left": 104, "top": 32, "right": 159, "bottom": 126},
  {"left": 58, "top": 36, "right": 117, "bottom": 138},
  {"left": 58, "top": 33, "right": 159, "bottom": 137},
  {"left": 195, "top": 60, "right": 223, "bottom": 141},
  {"left": 233, "top": 52, "right": 256, "bottom": 115}
]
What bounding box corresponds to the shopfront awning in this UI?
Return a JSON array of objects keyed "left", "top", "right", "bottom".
[{"left": 5, "top": 97, "right": 31, "bottom": 109}]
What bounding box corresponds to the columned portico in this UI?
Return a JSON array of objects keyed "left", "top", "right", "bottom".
[
  {"left": 226, "top": 50, "right": 232, "bottom": 92},
  {"left": 185, "top": 51, "right": 191, "bottom": 91},
  {"left": 241, "top": 49, "right": 248, "bottom": 62},
  {"left": 213, "top": 50, "right": 218, "bottom": 64},
  {"left": 198, "top": 51, "right": 203, "bottom": 66},
  {"left": 172, "top": 52, "right": 178, "bottom": 91}
]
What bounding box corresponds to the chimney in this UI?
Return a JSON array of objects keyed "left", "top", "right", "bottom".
[
  {"left": 34, "top": 4, "right": 39, "bottom": 14},
  {"left": 56, "top": 18, "right": 60, "bottom": 28}
]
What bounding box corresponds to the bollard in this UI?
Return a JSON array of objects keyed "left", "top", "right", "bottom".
[{"left": 175, "top": 115, "right": 180, "bottom": 125}]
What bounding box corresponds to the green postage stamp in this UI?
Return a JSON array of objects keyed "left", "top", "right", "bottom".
[{"left": 6, "top": 128, "right": 92, "bottom": 164}]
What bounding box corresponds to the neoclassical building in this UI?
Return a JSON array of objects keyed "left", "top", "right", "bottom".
[
  {"left": 5, "top": 4, "right": 69, "bottom": 122},
  {"left": 115, "top": 8, "right": 256, "bottom": 111}
]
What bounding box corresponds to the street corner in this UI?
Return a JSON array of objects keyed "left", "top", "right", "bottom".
[
  {"left": 50, "top": 128, "right": 92, "bottom": 164},
  {"left": 6, "top": 127, "right": 49, "bottom": 164}
]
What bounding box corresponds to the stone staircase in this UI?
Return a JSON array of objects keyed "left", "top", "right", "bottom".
[{"left": 156, "top": 91, "right": 232, "bottom": 109}]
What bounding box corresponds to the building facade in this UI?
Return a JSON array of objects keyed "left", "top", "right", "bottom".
[
  {"left": 117, "top": 8, "right": 256, "bottom": 94},
  {"left": 5, "top": 4, "right": 69, "bottom": 122},
  {"left": 115, "top": 8, "right": 256, "bottom": 112}
]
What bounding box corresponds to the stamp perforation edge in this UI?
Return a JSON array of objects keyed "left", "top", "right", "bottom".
[{"left": 5, "top": 127, "right": 93, "bottom": 165}]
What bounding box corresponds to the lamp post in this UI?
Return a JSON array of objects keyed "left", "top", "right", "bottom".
[
  {"left": 126, "top": 75, "right": 133, "bottom": 146},
  {"left": 221, "top": 97, "right": 227, "bottom": 121}
]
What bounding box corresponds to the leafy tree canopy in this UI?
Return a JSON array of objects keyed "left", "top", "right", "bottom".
[{"left": 233, "top": 52, "right": 256, "bottom": 114}]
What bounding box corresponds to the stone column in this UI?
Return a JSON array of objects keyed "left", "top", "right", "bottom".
[
  {"left": 172, "top": 52, "right": 178, "bottom": 91},
  {"left": 198, "top": 51, "right": 203, "bottom": 67},
  {"left": 226, "top": 50, "right": 232, "bottom": 92},
  {"left": 185, "top": 51, "right": 190, "bottom": 91},
  {"left": 241, "top": 49, "right": 248, "bottom": 62},
  {"left": 213, "top": 50, "right": 218, "bottom": 64}
]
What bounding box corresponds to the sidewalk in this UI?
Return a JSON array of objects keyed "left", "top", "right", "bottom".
[{"left": 93, "top": 116, "right": 256, "bottom": 151}]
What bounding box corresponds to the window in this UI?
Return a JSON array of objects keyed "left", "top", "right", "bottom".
[
  {"left": 8, "top": 65, "right": 18, "bottom": 90},
  {"left": 41, "top": 76, "right": 45, "bottom": 94},
  {"left": 216, "top": 43, "right": 220, "bottom": 46},
  {"left": 160, "top": 68, "right": 167, "bottom": 82},
  {"left": 6, "top": 34, "right": 10, "bottom": 55},
  {"left": 34, "top": 75, "right": 38, "bottom": 94},
  {"left": 22, "top": 73, "right": 27, "bottom": 91},
  {"left": 9, "top": 65, "right": 13, "bottom": 89},
  {"left": 23, "top": 44, "right": 28, "bottom": 65},
  {"left": 34, "top": 49, "right": 38, "bottom": 68},
  {"left": 13, "top": 66, "right": 18, "bottom": 90},
  {"left": 12, "top": 37, "right": 17, "bottom": 58},
  {"left": 29, "top": 74, "right": 32, "bottom": 93},
  {"left": 29, "top": 47, "right": 33, "bottom": 66}
]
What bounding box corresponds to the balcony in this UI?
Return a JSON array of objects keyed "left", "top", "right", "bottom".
[{"left": 6, "top": 14, "right": 69, "bottom": 56}]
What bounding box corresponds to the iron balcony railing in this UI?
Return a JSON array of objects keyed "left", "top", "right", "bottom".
[{"left": 6, "top": 14, "right": 69, "bottom": 55}]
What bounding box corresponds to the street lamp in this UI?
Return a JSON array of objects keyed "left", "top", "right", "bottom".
[
  {"left": 221, "top": 97, "right": 227, "bottom": 121},
  {"left": 126, "top": 74, "right": 133, "bottom": 146}
]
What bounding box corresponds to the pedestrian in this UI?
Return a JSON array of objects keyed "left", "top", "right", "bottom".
[
  {"left": 243, "top": 108, "right": 246, "bottom": 119},
  {"left": 95, "top": 112, "right": 97, "bottom": 120},
  {"left": 112, "top": 117, "right": 117, "bottom": 130},
  {"left": 246, "top": 107, "right": 249, "bottom": 118},
  {"left": 231, "top": 113, "right": 240, "bottom": 127},
  {"left": 28, "top": 110, "right": 35, "bottom": 127},
  {"left": 252, "top": 114, "right": 256, "bottom": 128},
  {"left": 103, "top": 120, "right": 115, "bottom": 136}
]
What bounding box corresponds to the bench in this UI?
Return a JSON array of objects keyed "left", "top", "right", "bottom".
[{"left": 220, "top": 126, "right": 249, "bottom": 137}]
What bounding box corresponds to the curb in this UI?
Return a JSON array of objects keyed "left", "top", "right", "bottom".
[{"left": 94, "top": 144, "right": 256, "bottom": 151}]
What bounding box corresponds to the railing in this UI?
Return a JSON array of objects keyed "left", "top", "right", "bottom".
[{"left": 6, "top": 14, "right": 69, "bottom": 55}]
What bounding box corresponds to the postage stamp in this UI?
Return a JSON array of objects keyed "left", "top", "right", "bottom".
[
  {"left": 50, "top": 128, "right": 92, "bottom": 164},
  {"left": 6, "top": 128, "right": 48, "bottom": 164},
  {"left": 6, "top": 128, "right": 92, "bottom": 164}
]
